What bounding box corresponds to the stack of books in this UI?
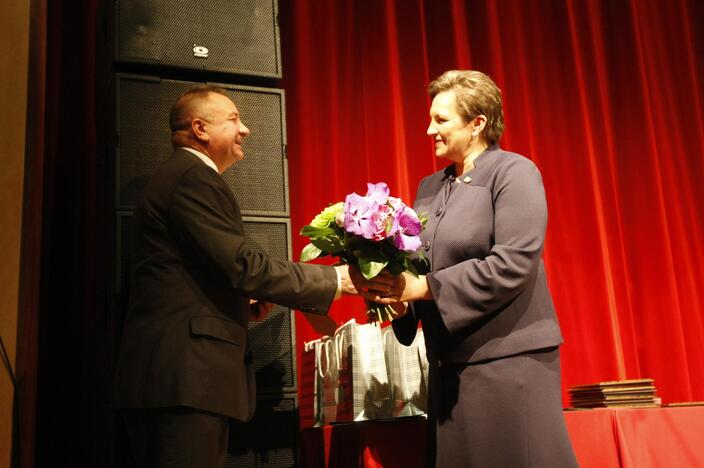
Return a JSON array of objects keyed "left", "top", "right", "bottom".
[{"left": 569, "top": 378, "right": 660, "bottom": 408}]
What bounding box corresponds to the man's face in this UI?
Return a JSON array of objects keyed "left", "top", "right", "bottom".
[{"left": 202, "top": 93, "right": 250, "bottom": 168}]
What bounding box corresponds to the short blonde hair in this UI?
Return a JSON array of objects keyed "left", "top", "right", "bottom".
[{"left": 428, "top": 70, "right": 504, "bottom": 144}]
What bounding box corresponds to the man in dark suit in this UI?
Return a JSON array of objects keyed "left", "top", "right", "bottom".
[{"left": 112, "top": 86, "right": 388, "bottom": 468}]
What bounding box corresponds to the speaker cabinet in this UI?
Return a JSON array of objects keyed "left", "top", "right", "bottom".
[
  {"left": 242, "top": 217, "right": 298, "bottom": 393},
  {"left": 227, "top": 394, "right": 299, "bottom": 468},
  {"left": 115, "top": 0, "right": 281, "bottom": 78},
  {"left": 115, "top": 73, "right": 289, "bottom": 217},
  {"left": 105, "top": 3, "right": 297, "bottom": 466}
]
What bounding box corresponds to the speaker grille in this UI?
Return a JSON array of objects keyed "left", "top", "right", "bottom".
[
  {"left": 249, "top": 308, "right": 294, "bottom": 391},
  {"left": 242, "top": 218, "right": 289, "bottom": 259},
  {"left": 116, "top": 75, "right": 288, "bottom": 215},
  {"left": 116, "top": 0, "right": 281, "bottom": 77},
  {"left": 242, "top": 217, "right": 295, "bottom": 392},
  {"left": 227, "top": 395, "right": 298, "bottom": 468},
  {"left": 222, "top": 90, "right": 287, "bottom": 216}
]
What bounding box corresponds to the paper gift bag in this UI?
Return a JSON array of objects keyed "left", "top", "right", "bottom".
[
  {"left": 300, "top": 338, "right": 325, "bottom": 427},
  {"left": 334, "top": 319, "right": 393, "bottom": 422},
  {"left": 383, "top": 326, "right": 429, "bottom": 417},
  {"left": 318, "top": 336, "right": 339, "bottom": 424}
]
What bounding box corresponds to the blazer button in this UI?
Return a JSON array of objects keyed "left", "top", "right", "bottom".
[
  {"left": 434, "top": 207, "right": 443, "bottom": 216},
  {"left": 423, "top": 240, "right": 431, "bottom": 251}
]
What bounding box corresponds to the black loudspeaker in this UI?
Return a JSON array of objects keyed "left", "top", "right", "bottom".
[
  {"left": 115, "top": 0, "right": 281, "bottom": 78},
  {"left": 116, "top": 73, "right": 289, "bottom": 217},
  {"left": 243, "top": 217, "right": 297, "bottom": 393},
  {"left": 227, "top": 395, "right": 299, "bottom": 468},
  {"left": 116, "top": 213, "right": 298, "bottom": 393},
  {"left": 104, "top": 3, "right": 298, "bottom": 466}
]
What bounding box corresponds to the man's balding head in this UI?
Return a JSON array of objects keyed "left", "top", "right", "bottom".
[{"left": 169, "top": 85, "right": 229, "bottom": 134}]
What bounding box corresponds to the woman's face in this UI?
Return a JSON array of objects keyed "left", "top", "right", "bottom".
[{"left": 427, "top": 90, "right": 475, "bottom": 162}]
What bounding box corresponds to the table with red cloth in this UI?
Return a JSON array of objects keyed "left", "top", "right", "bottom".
[{"left": 300, "top": 407, "right": 704, "bottom": 467}]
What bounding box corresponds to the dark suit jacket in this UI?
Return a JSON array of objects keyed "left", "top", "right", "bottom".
[
  {"left": 393, "top": 145, "right": 563, "bottom": 364},
  {"left": 113, "top": 149, "right": 337, "bottom": 421}
]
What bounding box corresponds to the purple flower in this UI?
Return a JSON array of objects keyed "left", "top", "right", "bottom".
[
  {"left": 365, "top": 182, "right": 390, "bottom": 204},
  {"left": 343, "top": 190, "right": 397, "bottom": 241},
  {"left": 387, "top": 196, "right": 404, "bottom": 212},
  {"left": 343, "top": 182, "right": 422, "bottom": 247},
  {"left": 343, "top": 193, "right": 375, "bottom": 236},
  {"left": 392, "top": 205, "right": 423, "bottom": 252},
  {"left": 367, "top": 204, "right": 396, "bottom": 240}
]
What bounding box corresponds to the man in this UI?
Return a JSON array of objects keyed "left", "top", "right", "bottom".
[{"left": 112, "top": 86, "right": 387, "bottom": 467}]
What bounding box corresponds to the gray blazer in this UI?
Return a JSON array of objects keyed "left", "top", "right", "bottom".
[{"left": 393, "top": 145, "right": 563, "bottom": 364}]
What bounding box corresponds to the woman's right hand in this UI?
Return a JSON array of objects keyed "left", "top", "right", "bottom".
[{"left": 368, "top": 271, "right": 433, "bottom": 304}]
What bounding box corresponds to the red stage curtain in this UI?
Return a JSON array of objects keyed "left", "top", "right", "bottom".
[{"left": 279, "top": 0, "right": 704, "bottom": 406}]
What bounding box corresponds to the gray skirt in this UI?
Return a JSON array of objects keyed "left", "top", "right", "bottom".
[{"left": 427, "top": 347, "right": 578, "bottom": 468}]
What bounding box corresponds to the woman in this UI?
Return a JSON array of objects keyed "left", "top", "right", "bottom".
[{"left": 376, "top": 70, "right": 577, "bottom": 467}]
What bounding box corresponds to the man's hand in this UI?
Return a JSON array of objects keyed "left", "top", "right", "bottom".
[
  {"left": 334, "top": 264, "right": 393, "bottom": 298},
  {"left": 249, "top": 299, "right": 274, "bottom": 322}
]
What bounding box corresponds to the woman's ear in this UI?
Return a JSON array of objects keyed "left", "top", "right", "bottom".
[{"left": 472, "top": 115, "right": 488, "bottom": 136}]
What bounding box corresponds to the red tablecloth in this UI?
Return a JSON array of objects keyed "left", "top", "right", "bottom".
[
  {"left": 301, "top": 407, "right": 704, "bottom": 467},
  {"left": 567, "top": 407, "right": 704, "bottom": 467}
]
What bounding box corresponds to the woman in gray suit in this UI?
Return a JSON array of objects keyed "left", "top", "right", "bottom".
[{"left": 376, "top": 70, "right": 578, "bottom": 467}]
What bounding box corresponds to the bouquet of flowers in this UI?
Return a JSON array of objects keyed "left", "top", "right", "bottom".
[{"left": 300, "top": 182, "right": 427, "bottom": 322}]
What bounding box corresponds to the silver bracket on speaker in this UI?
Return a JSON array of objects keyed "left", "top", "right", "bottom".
[{"left": 192, "top": 44, "right": 209, "bottom": 59}]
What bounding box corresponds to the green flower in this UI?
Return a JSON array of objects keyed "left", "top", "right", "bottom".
[{"left": 310, "top": 202, "right": 344, "bottom": 228}]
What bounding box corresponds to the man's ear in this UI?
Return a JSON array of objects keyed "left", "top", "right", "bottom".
[{"left": 191, "top": 118, "right": 209, "bottom": 142}]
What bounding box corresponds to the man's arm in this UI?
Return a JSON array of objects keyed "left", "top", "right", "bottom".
[{"left": 169, "top": 165, "right": 391, "bottom": 312}]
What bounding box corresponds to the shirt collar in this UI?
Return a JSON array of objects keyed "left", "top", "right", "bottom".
[{"left": 179, "top": 147, "right": 219, "bottom": 173}]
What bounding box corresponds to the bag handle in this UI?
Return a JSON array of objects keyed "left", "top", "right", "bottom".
[
  {"left": 334, "top": 330, "right": 347, "bottom": 363},
  {"left": 382, "top": 327, "right": 394, "bottom": 346},
  {"left": 317, "top": 340, "right": 330, "bottom": 378}
]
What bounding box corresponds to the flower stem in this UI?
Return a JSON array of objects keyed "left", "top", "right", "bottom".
[{"left": 366, "top": 303, "right": 397, "bottom": 324}]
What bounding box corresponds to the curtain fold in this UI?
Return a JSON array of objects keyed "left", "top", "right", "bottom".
[{"left": 281, "top": 0, "right": 704, "bottom": 405}]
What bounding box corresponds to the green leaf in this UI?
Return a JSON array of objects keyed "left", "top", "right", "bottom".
[
  {"left": 300, "top": 243, "right": 322, "bottom": 262},
  {"left": 358, "top": 257, "right": 388, "bottom": 279},
  {"left": 405, "top": 260, "right": 419, "bottom": 277},
  {"left": 300, "top": 225, "right": 335, "bottom": 238},
  {"left": 311, "top": 235, "right": 344, "bottom": 253}
]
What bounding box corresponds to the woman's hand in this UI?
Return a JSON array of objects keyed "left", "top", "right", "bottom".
[{"left": 367, "top": 271, "right": 433, "bottom": 304}]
